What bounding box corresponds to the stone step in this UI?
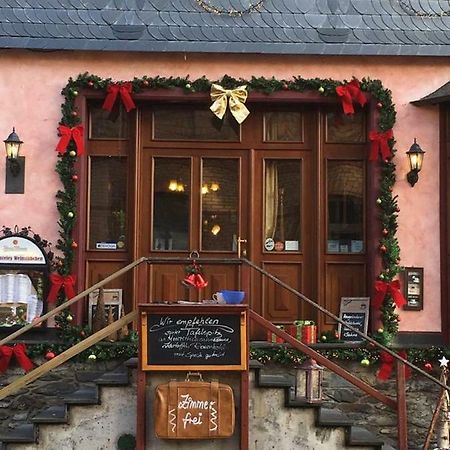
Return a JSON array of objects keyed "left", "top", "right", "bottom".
[
  {"left": 93, "top": 369, "right": 129, "bottom": 386},
  {"left": 347, "top": 426, "right": 384, "bottom": 447},
  {"left": 318, "top": 407, "right": 353, "bottom": 427},
  {"left": 63, "top": 384, "right": 99, "bottom": 405},
  {"left": 31, "top": 405, "right": 68, "bottom": 424},
  {"left": 257, "top": 371, "right": 295, "bottom": 388},
  {"left": 0, "top": 424, "right": 36, "bottom": 444}
]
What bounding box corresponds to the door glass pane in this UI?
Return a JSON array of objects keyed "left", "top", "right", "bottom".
[
  {"left": 263, "top": 160, "right": 301, "bottom": 252},
  {"left": 153, "top": 106, "right": 240, "bottom": 142},
  {"left": 325, "top": 107, "right": 366, "bottom": 144},
  {"left": 264, "top": 111, "right": 303, "bottom": 142},
  {"left": 89, "top": 156, "right": 128, "bottom": 250},
  {"left": 89, "top": 103, "right": 128, "bottom": 140},
  {"left": 153, "top": 158, "right": 190, "bottom": 251},
  {"left": 327, "top": 160, "right": 365, "bottom": 253},
  {"left": 201, "top": 159, "right": 239, "bottom": 251}
]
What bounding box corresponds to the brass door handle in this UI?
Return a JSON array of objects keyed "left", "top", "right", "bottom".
[{"left": 237, "top": 237, "right": 247, "bottom": 258}]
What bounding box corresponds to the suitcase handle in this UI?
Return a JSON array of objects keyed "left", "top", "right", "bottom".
[{"left": 185, "top": 371, "right": 203, "bottom": 382}]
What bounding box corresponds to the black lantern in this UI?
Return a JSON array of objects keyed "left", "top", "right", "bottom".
[
  {"left": 4, "top": 127, "right": 25, "bottom": 193},
  {"left": 294, "top": 358, "right": 324, "bottom": 404},
  {"left": 406, "top": 139, "right": 425, "bottom": 187}
]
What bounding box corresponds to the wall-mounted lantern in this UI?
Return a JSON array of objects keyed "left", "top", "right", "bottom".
[
  {"left": 4, "top": 128, "right": 25, "bottom": 194},
  {"left": 406, "top": 138, "right": 425, "bottom": 187},
  {"left": 294, "top": 358, "right": 324, "bottom": 404}
]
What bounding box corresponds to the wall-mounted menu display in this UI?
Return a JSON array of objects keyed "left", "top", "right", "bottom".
[
  {"left": 140, "top": 304, "right": 248, "bottom": 371},
  {"left": 402, "top": 267, "right": 424, "bottom": 311},
  {"left": 0, "top": 235, "right": 49, "bottom": 326}
]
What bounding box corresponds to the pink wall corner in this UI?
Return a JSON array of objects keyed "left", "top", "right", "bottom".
[{"left": 0, "top": 50, "right": 448, "bottom": 332}]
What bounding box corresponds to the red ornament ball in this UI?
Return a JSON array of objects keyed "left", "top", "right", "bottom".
[
  {"left": 45, "top": 351, "right": 56, "bottom": 360},
  {"left": 424, "top": 362, "right": 433, "bottom": 372},
  {"left": 376, "top": 102, "right": 383, "bottom": 109},
  {"left": 72, "top": 175, "right": 78, "bottom": 182},
  {"left": 87, "top": 80, "right": 94, "bottom": 87},
  {"left": 71, "top": 241, "right": 78, "bottom": 249},
  {"left": 396, "top": 207, "right": 400, "bottom": 212},
  {"left": 71, "top": 111, "right": 78, "bottom": 117},
  {"left": 282, "top": 83, "right": 289, "bottom": 90},
  {"left": 380, "top": 245, "right": 387, "bottom": 253},
  {"left": 142, "top": 79, "right": 149, "bottom": 86},
  {"left": 382, "top": 228, "right": 389, "bottom": 236}
]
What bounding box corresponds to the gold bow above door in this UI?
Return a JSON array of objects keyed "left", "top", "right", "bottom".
[{"left": 210, "top": 84, "right": 250, "bottom": 124}]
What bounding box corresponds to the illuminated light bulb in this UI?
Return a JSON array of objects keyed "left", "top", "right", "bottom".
[
  {"left": 210, "top": 182, "right": 220, "bottom": 192},
  {"left": 168, "top": 179, "right": 178, "bottom": 191},
  {"left": 176, "top": 182, "right": 185, "bottom": 192},
  {"left": 211, "top": 224, "right": 221, "bottom": 235},
  {"left": 201, "top": 184, "right": 209, "bottom": 195}
]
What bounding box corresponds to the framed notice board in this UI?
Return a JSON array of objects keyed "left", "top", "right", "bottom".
[
  {"left": 139, "top": 304, "right": 248, "bottom": 371},
  {"left": 338, "top": 297, "right": 370, "bottom": 343},
  {"left": 402, "top": 267, "right": 424, "bottom": 311}
]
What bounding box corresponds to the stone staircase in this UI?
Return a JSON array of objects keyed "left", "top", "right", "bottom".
[{"left": 0, "top": 359, "right": 395, "bottom": 449}]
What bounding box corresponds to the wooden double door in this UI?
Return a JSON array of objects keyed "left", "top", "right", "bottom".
[{"left": 136, "top": 105, "right": 367, "bottom": 334}]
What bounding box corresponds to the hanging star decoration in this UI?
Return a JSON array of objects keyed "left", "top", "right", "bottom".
[{"left": 439, "top": 356, "right": 449, "bottom": 368}]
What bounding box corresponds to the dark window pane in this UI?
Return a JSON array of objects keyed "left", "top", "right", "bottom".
[
  {"left": 264, "top": 111, "right": 303, "bottom": 142},
  {"left": 326, "top": 108, "right": 366, "bottom": 143},
  {"left": 89, "top": 104, "right": 128, "bottom": 139},
  {"left": 153, "top": 106, "right": 240, "bottom": 141},
  {"left": 201, "top": 159, "right": 239, "bottom": 251},
  {"left": 89, "top": 157, "right": 128, "bottom": 250},
  {"left": 153, "top": 158, "right": 190, "bottom": 251},
  {"left": 327, "top": 160, "right": 365, "bottom": 253},
  {"left": 264, "top": 160, "right": 301, "bottom": 252}
]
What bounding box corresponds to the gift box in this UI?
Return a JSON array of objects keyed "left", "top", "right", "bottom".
[
  {"left": 294, "top": 320, "right": 316, "bottom": 344},
  {"left": 267, "top": 325, "right": 285, "bottom": 343}
]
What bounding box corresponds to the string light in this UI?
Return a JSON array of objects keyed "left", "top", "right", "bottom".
[{"left": 195, "top": 0, "right": 264, "bottom": 16}]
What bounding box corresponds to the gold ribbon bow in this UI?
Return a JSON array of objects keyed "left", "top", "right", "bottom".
[{"left": 210, "top": 84, "right": 250, "bottom": 124}]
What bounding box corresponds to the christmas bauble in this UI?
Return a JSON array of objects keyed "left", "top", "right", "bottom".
[
  {"left": 377, "top": 328, "right": 384, "bottom": 334},
  {"left": 45, "top": 351, "right": 56, "bottom": 360},
  {"left": 71, "top": 111, "right": 78, "bottom": 117},
  {"left": 87, "top": 81, "right": 94, "bottom": 87},
  {"left": 320, "top": 335, "right": 327, "bottom": 342},
  {"left": 382, "top": 228, "right": 388, "bottom": 236},
  {"left": 318, "top": 86, "right": 325, "bottom": 93},
  {"left": 72, "top": 175, "right": 78, "bottom": 182},
  {"left": 142, "top": 79, "right": 149, "bottom": 86},
  {"left": 67, "top": 212, "right": 74, "bottom": 218},
  {"left": 88, "top": 354, "right": 97, "bottom": 361},
  {"left": 71, "top": 241, "right": 78, "bottom": 249},
  {"left": 376, "top": 198, "right": 382, "bottom": 205},
  {"left": 380, "top": 245, "right": 387, "bottom": 253},
  {"left": 360, "top": 358, "right": 370, "bottom": 367},
  {"left": 66, "top": 314, "right": 73, "bottom": 322},
  {"left": 185, "top": 83, "right": 191, "bottom": 89},
  {"left": 69, "top": 150, "right": 76, "bottom": 157},
  {"left": 424, "top": 362, "right": 433, "bottom": 371},
  {"left": 376, "top": 102, "right": 383, "bottom": 109}
]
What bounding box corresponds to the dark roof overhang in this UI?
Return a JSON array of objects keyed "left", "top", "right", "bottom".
[{"left": 412, "top": 82, "right": 450, "bottom": 105}]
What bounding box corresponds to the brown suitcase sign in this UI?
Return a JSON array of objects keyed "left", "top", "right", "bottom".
[{"left": 154, "top": 373, "right": 235, "bottom": 439}]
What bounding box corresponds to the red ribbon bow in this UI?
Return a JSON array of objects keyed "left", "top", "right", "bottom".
[
  {"left": 102, "top": 82, "right": 136, "bottom": 113},
  {"left": 335, "top": 79, "right": 367, "bottom": 115},
  {"left": 0, "top": 344, "right": 34, "bottom": 374},
  {"left": 47, "top": 273, "right": 77, "bottom": 304},
  {"left": 377, "top": 350, "right": 411, "bottom": 380},
  {"left": 373, "top": 280, "right": 407, "bottom": 309},
  {"left": 56, "top": 125, "right": 84, "bottom": 156},
  {"left": 369, "top": 129, "right": 394, "bottom": 161}
]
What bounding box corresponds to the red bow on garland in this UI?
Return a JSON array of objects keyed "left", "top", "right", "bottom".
[
  {"left": 102, "top": 82, "right": 136, "bottom": 113},
  {"left": 335, "top": 79, "right": 367, "bottom": 115},
  {"left": 373, "top": 280, "right": 407, "bottom": 310},
  {"left": 47, "top": 273, "right": 76, "bottom": 304},
  {"left": 377, "top": 350, "right": 411, "bottom": 381},
  {"left": 56, "top": 125, "right": 84, "bottom": 156},
  {"left": 0, "top": 344, "right": 34, "bottom": 374},
  {"left": 369, "top": 129, "right": 394, "bottom": 161}
]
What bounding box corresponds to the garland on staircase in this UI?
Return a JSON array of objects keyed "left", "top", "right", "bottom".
[{"left": 54, "top": 73, "right": 400, "bottom": 349}]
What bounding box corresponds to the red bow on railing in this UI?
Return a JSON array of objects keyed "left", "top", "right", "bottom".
[
  {"left": 55, "top": 125, "right": 84, "bottom": 156},
  {"left": 102, "top": 82, "right": 136, "bottom": 113},
  {"left": 369, "top": 129, "right": 394, "bottom": 161},
  {"left": 335, "top": 79, "right": 367, "bottom": 115},
  {"left": 0, "top": 343, "right": 34, "bottom": 374},
  {"left": 47, "top": 273, "right": 76, "bottom": 304},
  {"left": 373, "top": 280, "right": 407, "bottom": 309},
  {"left": 377, "top": 350, "right": 411, "bottom": 381}
]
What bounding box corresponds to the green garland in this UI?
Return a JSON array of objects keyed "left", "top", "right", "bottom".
[{"left": 54, "top": 73, "right": 400, "bottom": 355}]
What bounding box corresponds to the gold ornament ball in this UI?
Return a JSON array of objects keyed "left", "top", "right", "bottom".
[
  {"left": 318, "top": 86, "right": 325, "bottom": 93},
  {"left": 88, "top": 354, "right": 97, "bottom": 361},
  {"left": 320, "top": 335, "right": 327, "bottom": 342},
  {"left": 67, "top": 212, "right": 74, "bottom": 218},
  {"left": 185, "top": 83, "right": 191, "bottom": 89},
  {"left": 69, "top": 150, "right": 76, "bottom": 157},
  {"left": 66, "top": 314, "right": 73, "bottom": 322},
  {"left": 376, "top": 198, "right": 382, "bottom": 205},
  {"left": 73, "top": 90, "right": 78, "bottom": 96},
  {"left": 377, "top": 328, "right": 384, "bottom": 334},
  {"left": 360, "top": 358, "right": 370, "bottom": 367}
]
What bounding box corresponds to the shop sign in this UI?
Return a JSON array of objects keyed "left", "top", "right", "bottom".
[{"left": 0, "top": 236, "right": 46, "bottom": 265}]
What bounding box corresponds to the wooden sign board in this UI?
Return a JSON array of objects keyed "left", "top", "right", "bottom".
[
  {"left": 338, "top": 297, "right": 370, "bottom": 343},
  {"left": 140, "top": 304, "right": 248, "bottom": 371}
]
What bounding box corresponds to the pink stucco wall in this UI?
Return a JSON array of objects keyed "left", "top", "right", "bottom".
[{"left": 0, "top": 50, "right": 447, "bottom": 332}]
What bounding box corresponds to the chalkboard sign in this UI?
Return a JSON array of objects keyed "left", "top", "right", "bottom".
[
  {"left": 338, "top": 297, "right": 370, "bottom": 343},
  {"left": 140, "top": 304, "right": 247, "bottom": 371}
]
